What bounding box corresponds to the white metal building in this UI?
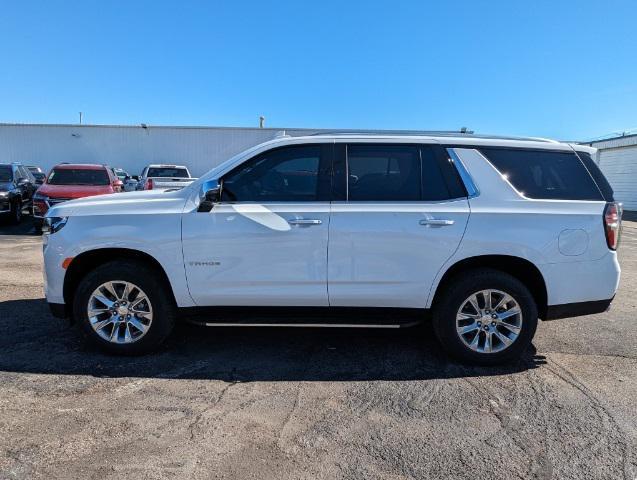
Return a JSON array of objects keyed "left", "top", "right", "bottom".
[
  {"left": 586, "top": 134, "right": 637, "bottom": 211},
  {"left": 0, "top": 123, "right": 325, "bottom": 178}
]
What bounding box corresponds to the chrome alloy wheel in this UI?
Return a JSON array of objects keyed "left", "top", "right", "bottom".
[
  {"left": 455, "top": 289, "right": 523, "bottom": 354},
  {"left": 87, "top": 281, "right": 153, "bottom": 344}
]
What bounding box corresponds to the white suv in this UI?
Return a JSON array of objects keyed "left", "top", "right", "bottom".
[{"left": 42, "top": 133, "right": 622, "bottom": 364}]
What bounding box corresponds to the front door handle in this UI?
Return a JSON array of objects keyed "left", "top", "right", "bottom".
[
  {"left": 419, "top": 219, "right": 455, "bottom": 227},
  {"left": 288, "top": 219, "right": 322, "bottom": 226}
]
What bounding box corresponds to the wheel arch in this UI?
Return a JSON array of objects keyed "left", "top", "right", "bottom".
[
  {"left": 63, "top": 248, "right": 177, "bottom": 319},
  {"left": 429, "top": 255, "right": 548, "bottom": 319}
]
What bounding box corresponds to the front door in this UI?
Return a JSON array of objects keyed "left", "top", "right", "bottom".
[
  {"left": 328, "top": 143, "right": 470, "bottom": 308},
  {"left": 182, "top": 144, "right": 333, "bottom": 306}
]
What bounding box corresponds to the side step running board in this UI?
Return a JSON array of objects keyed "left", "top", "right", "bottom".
[{"left": 187, "top": 320, "right": 421, "bottom": 329}]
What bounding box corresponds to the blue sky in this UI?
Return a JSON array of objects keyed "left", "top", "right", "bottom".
[{"left": 1, "top": 0, "right": 636, "bottom": 140}]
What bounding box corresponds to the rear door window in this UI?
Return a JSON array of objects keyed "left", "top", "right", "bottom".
[
  {"left": 480, "top": 148, "right": 603, "bottom": 201},
  {"left": 343, "top": 144, "right": 464, "bottom": 202},
  {"left": 347, "top": 145, "right": 421, "bottom": 201}
]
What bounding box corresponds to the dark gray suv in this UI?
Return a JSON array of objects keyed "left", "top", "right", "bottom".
[{"left": 0, "top": 163, "right": 37, "bottom": 224}]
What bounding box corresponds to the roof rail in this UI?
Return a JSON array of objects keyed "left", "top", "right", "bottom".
[{"left": 309, "top": 129, "right": 558, "bottom": 143}]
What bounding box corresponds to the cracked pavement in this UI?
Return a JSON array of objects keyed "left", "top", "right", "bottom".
[{"left": 0, "top": 218, "right": 636, "bottom": 479}]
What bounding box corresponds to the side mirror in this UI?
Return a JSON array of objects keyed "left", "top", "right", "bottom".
[
  {"left": 198, "top": 179, "right": 221, "bottom": 212},
  {"left": 17, "top": 177, "right": 28, "bottom": 185}
]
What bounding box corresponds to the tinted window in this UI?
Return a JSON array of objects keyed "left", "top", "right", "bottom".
[
  {"left": 222, "top": 145, "right": 325, "bottom": 202},
  {"left": 574, "top": 150, "right": 614, "bottom": 201},
  {"left": 480, "top": 148, "right": 603, "bottom": 201},
  {"left": 147, "top": 167, "right": 189, "bottom": 178},
  {"left": 48, "top": 168, "right": 110, "bottom": 186},
  {"left": 0, "top": 165, "right": 12, "bottom": 182},
  {"left": 347, "top": 145, "right": 420, "bottom": 201},
  {"left": 421, "top": 147, "right": 456, "bottom": 201}
]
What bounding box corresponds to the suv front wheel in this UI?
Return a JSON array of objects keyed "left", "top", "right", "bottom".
[
  {"left": 432, "top": 269, "right": 538, "bottom": 365},
  {"left": 10, "top": 198, "right": 22, "bottom": 224},
  {"left": 73, "top": 260, "right": 176, "bottom": 355}
]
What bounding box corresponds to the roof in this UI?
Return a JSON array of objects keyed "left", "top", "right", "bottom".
[
  {"left": 583, "top": 133, "right": 637, "bottom": 150},
  {"left": 310, "top": 130, "right": 559, "bottom": 143},
  {"left": 146, "top": 164, "right": 189, "bottom": 168},
  {"left": 53, "top": 163, "right": 108, "bottom": 170}
]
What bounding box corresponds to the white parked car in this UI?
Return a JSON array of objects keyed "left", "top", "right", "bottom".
[
  {"left": 42, "top": 133, "right": 622, "bottom": 364},
  {"left": 138, "top": 164, "right": 195, "bottom": 190}
]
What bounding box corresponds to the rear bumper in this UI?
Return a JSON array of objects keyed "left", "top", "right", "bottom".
[{"left": 544, "top": 297, "right": 613, "bottom": 320}]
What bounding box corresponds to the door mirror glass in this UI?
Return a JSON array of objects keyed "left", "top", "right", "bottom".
[{"left": 198, "top": 179, "right": 221, "bottom": 212}]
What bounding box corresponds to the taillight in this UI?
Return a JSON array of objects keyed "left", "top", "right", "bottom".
[
  {"left": 145, "top": 178, "right": 154, "bottom": 190},
  {"left": 603, "top": 202, "right": 622, "bottom": 250}
]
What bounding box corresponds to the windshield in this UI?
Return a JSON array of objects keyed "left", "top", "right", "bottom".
[
  {"left": 48, "top": 168, "right": 110, "bottom": 186},
  {"left": 0, "top": 166, "right": 13, "bottom": 182},
  {"left": 147, "top": 167, "right": 189, "bottom": 178}
]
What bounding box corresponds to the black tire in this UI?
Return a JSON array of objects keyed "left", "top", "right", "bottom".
[
  {"left": 432, "top": 269, "right": 538, "bottom": 365},
  {"left": 73, "top": 260, "right": 176, "bottom": 355},
  {"left": 10, "top": 198, "right": 22, "bottom": 224}
]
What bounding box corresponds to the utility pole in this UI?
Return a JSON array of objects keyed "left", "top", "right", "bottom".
[{"left": 79, "top": 112, "right": 83, "bottom": 124}]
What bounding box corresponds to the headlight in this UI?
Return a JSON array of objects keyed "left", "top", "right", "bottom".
[
  {"left": 0, "top": 190, "right": 8, "bottom": 197},
  {"left": 42, "top": 216, "right": 68, "bottom": 235}
]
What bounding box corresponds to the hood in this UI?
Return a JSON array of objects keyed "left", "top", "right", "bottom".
[
  {"left": 47, "top": 188, "right": 190, "bottom": 218},
  {"left": 38, "top": 183, "right": 114, "bottom": 199}
]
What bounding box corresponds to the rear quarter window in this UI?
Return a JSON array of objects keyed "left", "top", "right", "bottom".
[{"left": 479, "top": 148, "right": 603, "bottom": 201}]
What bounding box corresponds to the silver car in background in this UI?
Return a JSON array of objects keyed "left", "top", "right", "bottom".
[{"left": 138, "top": 164, "right": 196, "bottom": 190}]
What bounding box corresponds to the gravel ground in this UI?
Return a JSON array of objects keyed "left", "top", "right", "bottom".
[{"left": 0, "top": 217, "right": 635, "bottom": 480}]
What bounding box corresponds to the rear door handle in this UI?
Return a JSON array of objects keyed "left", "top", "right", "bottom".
[
  {"left": 419, "top": 219, "right": 455, "bottom": 227},
  {"left": 288, "top": 219, "right": 322, "bottom": 226}
]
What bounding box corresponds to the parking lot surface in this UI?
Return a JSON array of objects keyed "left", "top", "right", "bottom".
[{"left": 0, "top": 217, "right": 636, "bottom": 480}]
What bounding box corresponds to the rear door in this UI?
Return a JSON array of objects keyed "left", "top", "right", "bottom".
[{"left": 328, "top": 143, "right": 470, "bottom": 308}]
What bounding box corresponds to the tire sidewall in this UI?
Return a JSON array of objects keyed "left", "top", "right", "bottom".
[
  {"left": 433, "top": 270, "right": 538, "bottom": 365},
  {"left": 73, "top": 261, "right": 175, "bottom": 355}
]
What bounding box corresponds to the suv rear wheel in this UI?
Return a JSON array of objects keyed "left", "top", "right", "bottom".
[
  {"left": 73, "top": 260, "right": 176, "bottom": 355},
  {"left": 432, "top": 269, "right": 538, "bottom": 365}
]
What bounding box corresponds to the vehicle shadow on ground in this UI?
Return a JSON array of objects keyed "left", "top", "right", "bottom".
[
  {"left": 0, "top": 216, "right": 40, "bottom": 236},
  {"left": 0, "top": 298, "right": 547, "bottom": 382}
]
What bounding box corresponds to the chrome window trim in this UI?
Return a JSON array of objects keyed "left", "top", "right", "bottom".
[{"left": 447, "top": 148, "right": 479, "bottom": 198}]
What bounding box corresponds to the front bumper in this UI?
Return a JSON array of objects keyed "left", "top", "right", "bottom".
[{"left": 0, "top": 196, "right": 11, "bottom": 214}]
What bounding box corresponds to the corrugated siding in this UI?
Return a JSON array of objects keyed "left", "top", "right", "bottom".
[
  {"left": 598, "top": 145, "right": 637, "bottom": 210},
  {"left": 0, "top": 125, "right": 323, "bottom": 177}
]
